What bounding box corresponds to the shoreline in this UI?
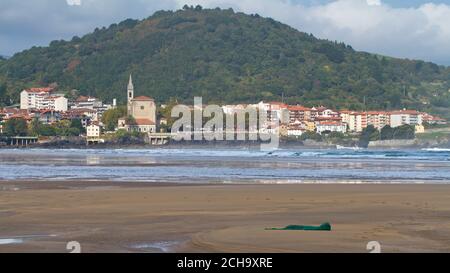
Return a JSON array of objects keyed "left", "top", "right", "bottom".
[
  {"left": 1, "top": 179, "right": 450, "bottom": 191},
  {"left": 1, "top": 143, "right": 450, "bottom": 150},
  {"left": 2, "top": 182, "right": 450, "bottom": 253},
  {"left": 1, "top": 148, "right": 449, "bottom": 185},
  {"left": 2, "top": 136, "right": 450, "bottom": 150}
]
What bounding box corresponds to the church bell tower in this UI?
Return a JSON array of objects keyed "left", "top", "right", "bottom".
[{"left": 127, "top": 74, "right": 134, "bottom": 115}]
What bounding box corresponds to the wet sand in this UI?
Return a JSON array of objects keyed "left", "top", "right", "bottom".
[{"left": 1, "top": 181, "right": 450, "bottom": 253}]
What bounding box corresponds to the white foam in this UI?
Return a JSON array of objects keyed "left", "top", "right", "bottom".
[
  {"left": 422, "top": 148, "right": 450, "bottom": 152},
  {"left": 0, "top": 238, "right": 24, "bottom": 245},
  {"left": 132, "top": 241, "right": 178, "bottom": 252}
]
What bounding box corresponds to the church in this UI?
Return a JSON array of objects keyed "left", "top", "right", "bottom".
[{"left": 118, "top": 75, "right": 157, "bottom": 133}]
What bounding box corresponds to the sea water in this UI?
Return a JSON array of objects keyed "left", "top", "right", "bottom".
[{"left": 0, "top": 148, "right": 449, "bottom": 183}]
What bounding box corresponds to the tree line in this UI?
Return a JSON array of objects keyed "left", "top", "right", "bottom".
[
  {"left": 0, "top": 8, "right": 449, "bottom": 120},
  {"left": 1, "top": 117, "right": 85, "bottom": 137},
  {"left": 359, "top": 125, "right": 415, "bottom": 147}
]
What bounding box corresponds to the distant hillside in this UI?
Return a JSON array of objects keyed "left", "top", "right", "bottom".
[{"left": 0, "top": 6, "right": 449, "bottom": 117}]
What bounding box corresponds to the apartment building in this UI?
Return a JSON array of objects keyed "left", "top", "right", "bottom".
[
  {"left": 288, "top": 106, "right": 311, "bottom": 123},
  {"left": 340, "top": 111, "right": 367, "bottom": 132},
  {"left": 390, "top": 110, "right": 423, "bottom": 128},
  {"left": 20, "top": 87, "right": 68, "bottom": 112},
  {"left": 367, "top": 111, "right": 391, "bottom": 130}
]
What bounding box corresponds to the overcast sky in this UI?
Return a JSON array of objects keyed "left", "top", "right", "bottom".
[{"left": 2, "top": 0, "right": 450, "bottom": 65}]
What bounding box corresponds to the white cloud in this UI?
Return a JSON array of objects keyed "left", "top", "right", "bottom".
[
  {"left": 2, "top": 0, "right": 450, "bottom": 65},
  {"left": 366, "top": 0, "right": 381, "bottom": 6},
  {"left": 66, "top": 0, "right": 81, "bottom": 6}
]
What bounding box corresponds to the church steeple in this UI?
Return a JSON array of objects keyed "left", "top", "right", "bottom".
[
  {"left": 127, "top": 74, "right": 134, "bottom": 116},
  {"left": 127, "top": 74, "right": 134, "bottom": 103}
]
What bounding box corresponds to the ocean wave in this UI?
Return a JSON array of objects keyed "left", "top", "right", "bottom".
[
  {"left": 0, "top": 238, "right": 23, "bottom": 245},
  {"left": 422, "top": 148, "right": 450, "bottom": 152},
  {"left": 3, "top": 147, "right": 449, "bottom": 160}
]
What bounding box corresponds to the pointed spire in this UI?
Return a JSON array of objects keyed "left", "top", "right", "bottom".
[
  {"left": 128, "top": 74, "right": 134, "bottom": 89},
  {"left": 127, "top": 74, "right": 134, "bottom": 104}
]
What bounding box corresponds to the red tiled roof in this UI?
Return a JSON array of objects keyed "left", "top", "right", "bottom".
[
  {"left": 341, "top": 111, "right": 363, "bottom": 115},
  {"left": 25, "top": 87, "right": 54, "bottom": 93},
  {"left": 2, "top": 108, "right": 28, "bottom": 115},
  {"left": 367, "top": 111, "right": 389, "bottom": 115},
  {"left": 390, "top": 110, "right": 420, "bottom": 115},
  {"left": 133, "top": 96, "right": 154, "bottom": 101},
  {"left": 89, "top": 121, "right": 100, "bottom": 126},
  {"left": 5, "top": 114, "right": 31, "bottom": 121},
  {"left": 76, "top": 96, "right": 90, "bottom": 102},
  {"left": 288, "top": 106, "right": 311, "bottom": 111},
  {"left": 315, "top": 117, "right": 342, "bottom": 121},
  {"left": 134, "top": 119, "right": 155, "bottom": 126},
  {"left": 318, "top": 121, "right": 344, "bottom": 126},
  {"left": 40, "top": 109, "right": 61, "bottom": 114},
  {"left": 347, "top": 112, "right": 367, "bottom": 116}
]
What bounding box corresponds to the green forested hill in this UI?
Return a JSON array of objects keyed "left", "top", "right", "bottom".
[{"left": 0, "top": 6, "right": 449, "bottom": 116}]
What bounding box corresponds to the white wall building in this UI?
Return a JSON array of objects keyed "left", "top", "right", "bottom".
[
  {"left": 287, "top": 127, "right": 305, "bottom": 137},
  {"left": 20, "top": 87, "right": 67, "bottom": 112},
  {"left": 87, "top": 123, "right": 101, "bottom": 138},
  {"left": 21, "top": 88, "right": 53, "bottom": 110},
  {"left": 47, "top": 96, "right": 68, "bottom": 112},
  {"left": 316, "top": 121, "right": 347, "bottom": 134},
  {"left": 390, "top": 110, "right": 423, "bottom": 128},
  {"left": 340, "top": 111, "right": 367, "bottom": 132},
  {"left": 71, "top": 96, "right": 114, "bottom": 120}
]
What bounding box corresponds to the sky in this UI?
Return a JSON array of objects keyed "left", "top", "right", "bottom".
[{"left": 2, "top": 0, "right": 450, "bottom": 65}]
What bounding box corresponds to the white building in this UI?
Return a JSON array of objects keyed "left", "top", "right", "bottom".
[
  {"left": 390, "top": 110, "right": 423, "bottom": 128},
  {"left": 46, "top": 96, "right": 68, "bottom": 112},
  {"left": 287, "top": 126, "right": 305, "bottom": 137},
  {"left": 21, "top": 88, "right": 53, "bottom": 110},
  {"left": 316, "top": 121, "right": 347, "bottom": 134},
  {"left": 222, "top": 104, "right": 249, "bottom": 115},
  {"left": 20, "top": 87, "right": 68, "bottom": 112},
  {"left": 340, "top": 111, "right": 367, "bottom": 133},
  {"left": 118, "top": 75, "right": 157, "bottom": 133},
  {"left": 257, "top": 101, "right": 289, "bottom": 131},
  {"left": 71, "top": 96, "right": 114, "bottom": 120},
  {"left": 67, "top": 108, "right": 98, "bottom": 122},
  {"left": 367, "top": 111, "right": 391, "bottom": 130},
  {"left": 87, "top": 123, "right": 101, "bottom": 138}
]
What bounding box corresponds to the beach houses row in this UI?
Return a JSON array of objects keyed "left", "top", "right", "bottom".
[
  {"left": 221, "top": 102, "right": 446, "bottom": 137},
  {"left": 17, "top": 87, "right": 116, "bottom": 125},
  {"left": 2, "top": 84, "right": 447, "bottom": 139}
]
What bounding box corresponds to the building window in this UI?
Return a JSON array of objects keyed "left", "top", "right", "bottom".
[{"left": 141, "top": 106, "right": 145, "bottom": 110}]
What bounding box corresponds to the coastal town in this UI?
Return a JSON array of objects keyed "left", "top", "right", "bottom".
[
  {"left": 0, "top": 75, "right": 447, "bottom": 146},
  {"left": 3, "top": 2, "right": 450, "bottom": 257}
]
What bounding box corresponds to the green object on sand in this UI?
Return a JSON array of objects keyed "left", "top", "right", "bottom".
[{"left": 266, "top": 223, "right": 332, "bottom": 231}]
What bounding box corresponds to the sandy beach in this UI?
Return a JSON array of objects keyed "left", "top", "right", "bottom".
[{"left": 1, "top": 181, "right": 450, "bottom": 253}]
